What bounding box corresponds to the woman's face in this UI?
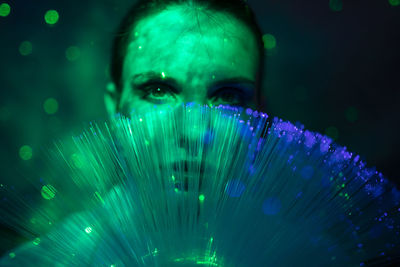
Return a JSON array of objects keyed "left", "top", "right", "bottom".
[{"left": 108, "top": 4, "right": 260, "bottom": 116}]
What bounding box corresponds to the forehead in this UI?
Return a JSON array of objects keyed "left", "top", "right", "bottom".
[{"left": 122, "top": 5, "right": 259, "bottom": 86}]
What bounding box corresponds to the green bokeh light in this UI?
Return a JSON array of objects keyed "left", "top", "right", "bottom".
[
  {"left": 344, "top": 106, "right": 358, "bottom": 123},
  {"left": 329, "top": 0, "right": 343, "bottom": 12},
  {"left": 85, "top": 226, "right": 92, "bottom": 234},
  {"left": 389, "top": 0, "right": 400, "bottom": 6},
  {"left": 41, "top": 184, "right": 56, "bottom": 200},
  {"left": 262, "top": 34, "right": 276, "bottom": 50},
  {"left": 32, "top": 237, "right": 41, "bottom": 246},
  {"left": 19, "top": 41, "right": 32, "bottom": 56},
  {"left": 44, "top": 10, "right": 59, "bottom": 25},
  {"left": 199, "top": 194, "right": 205, "bottom": 202},
  {"left": 0, "top": 3, "right": 10, "bottom": 17},
  {"left": 19, "top": 145, "right": 33, "bottom": 160},
  {"left": 325, "top": 126, "right": 339, "bottom": 140},
  {"left": 65, "top": 46, "right": 81, "bottom": 61},
  {"left": 43, "top": 98, "right": 58, "bottom": 114},
  {"left": 8, "top": 252, "right": 15, "bottom": 259}
]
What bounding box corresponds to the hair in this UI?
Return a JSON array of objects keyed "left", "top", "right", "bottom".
[{"left": 110, "top": 0, "right": 265, "bottom": 109}]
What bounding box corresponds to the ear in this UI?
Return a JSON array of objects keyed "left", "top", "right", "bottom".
[{"left": 104, "top": 82, "right": 120, "bottom": 118}]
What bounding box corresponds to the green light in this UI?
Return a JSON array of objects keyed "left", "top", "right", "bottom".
[
  {"left": 70, "top": 153, "right": 83, "bottom": 168},
  {"left": 85, "top": 226, "right": 92, "bottom": 234},
  {"left": 325, "top": 126, "right": 339, "bottom": 140},
  {"left": 389, "top": 0, "right": 400, "bottom": 6},
  {"left": 0, "top": 3, "right": 11, "bottom": 17},
  {"left": 161, "top": 72, "right": 166, "bottom": 78},
  {"left": 8, "top": 252, "right": 15, "bottom": 259},
  {"left": 44, "top": 10, "right": 59, "bottom": 25},
  {"left": 199, "top": 194, "right": 205, "bottom": 202},
  {"left": 66, "top": 46, "right": 80, "bottom": 61},
  {"left": 41, "top": 184, "right": 56, "bottom": 200},
  {"left": 329, "top": 0, "right": 343, "bottom": 12},
  {"left": 32, "top": 237, "right": 41, "bottom": 246},
  {"left": 262, "top": 34, "right": 276, "bottom": 50},
  {"left": 43, "top": 98, "right": 58, "bottom": 114},
  {"left": 94, "top": 191, "right": 105, "bottom": 204},
  {"left": 345, "top": 106, "right": 358, "bottom": 123},
  {"left": 19, "top": 41, "right": 32, "bottom": 56},
  {"left": 19, "top": 145, "right": 32, "bottom": 160}
]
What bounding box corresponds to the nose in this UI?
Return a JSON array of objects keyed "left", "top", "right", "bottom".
[{"left": 175, "top": 102, "right": 212, "bottom": 158}]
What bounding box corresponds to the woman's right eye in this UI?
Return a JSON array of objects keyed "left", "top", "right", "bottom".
[{"left": 138, "top": 84, "right": 177, "bottom": 104}]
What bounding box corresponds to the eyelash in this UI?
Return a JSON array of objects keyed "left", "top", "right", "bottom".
[
  {"left": 212, "top": 87, "right": 246, "bottom": 105},
  {"left": 137, "top": 83, "right": 246, "bottom": 105}
]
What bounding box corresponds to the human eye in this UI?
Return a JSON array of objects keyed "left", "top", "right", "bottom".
[
  {"left": 212, "top": 87, "right": 247, "bottom": 106},
  {"left": 137, "top": 83, "right": 177, "bottom": 104}
]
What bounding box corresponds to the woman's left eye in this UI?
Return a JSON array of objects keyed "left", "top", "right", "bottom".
[{"left": 213, "top": 88, "right": 245, "bottom": 105}]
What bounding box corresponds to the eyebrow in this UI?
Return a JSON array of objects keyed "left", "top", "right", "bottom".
[
  {"left": 130, "top": 71, "right": 255, "bottom": 95},
  {"left": 207, "top": 77, "right": 255, "bottom": 97},
  {"left": 131, "top": 71, "right": 182, "bottom": 92}
]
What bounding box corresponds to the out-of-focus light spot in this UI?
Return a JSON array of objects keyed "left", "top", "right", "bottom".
[
  {"left": 43, "top": 98, "right": 58, "bottom": 114},
  {"left": 134, "top": 31, "right": 139, "bottom": 37},
  {"left": 19, "top": 41, "right": 32, "bottom": 56},
  {"left": 0, "top": 3, "right": 11, "bottom": 17},
  {"left": 85, "top": 226, "right": 92, "bottom": 234},
  {"left": 262, "top": 197, "right": 281, "bottom": 215},
  {"left": 66, "top": 46, "right": 80, "bottom": 61},
  {"left": 32, "top": 237, "right": 41, "bottom": 245},
  {"left": 44, "top": 10, "right": 59, "bottom": 25},
  {"left": 138, "top": 45, "right": 142, "bottom": 50},
  {"left": 345, "top": 106, "right": 358, "bottom": 123},
  {"left": 325, "top": 126, "right": 339, "bottom": 140},
  {"left": 161, "top": 72, "right": 165, "bottom": 78},
  {"left": 8, "top": 252, "right": 15, "bottom": 258},
  {"left": 19, "top": 145, "right": 32, "bottom": 160},
  {"left": 262, "top": 34, "right": 276, "bottom": 50},
  {"left": 329, "top": 0, "right": 343, "bottom": 12},
  {"left": 41, "top": 184, "right": 56, "bottom": 200},
  {"left": 199, "top": 194, "right": 205, "bottom": 202},
  {"left": 389, "top": 0, "right": 400, "bottom": 6}
]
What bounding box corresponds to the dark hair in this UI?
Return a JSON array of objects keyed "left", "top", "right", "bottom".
[{"left": 110, "top": 0, "right": 265, "bottom": 109}]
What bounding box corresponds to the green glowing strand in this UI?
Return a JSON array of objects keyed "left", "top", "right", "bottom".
[{"left": 1, "top": 104, "right": 399, "bottom": 266}]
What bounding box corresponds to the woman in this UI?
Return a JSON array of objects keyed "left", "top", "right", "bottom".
[{"left": 104, "top": 0, "right": 266, "bottom": 117}]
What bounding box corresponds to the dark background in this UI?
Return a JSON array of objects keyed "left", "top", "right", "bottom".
[{"left": 0, "top": 0, "right": 399, "bottom": 256}]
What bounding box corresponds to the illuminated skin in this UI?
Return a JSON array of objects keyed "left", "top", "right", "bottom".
[{"left": 105, "top": 4, "right": 260, "bottom": 116}]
